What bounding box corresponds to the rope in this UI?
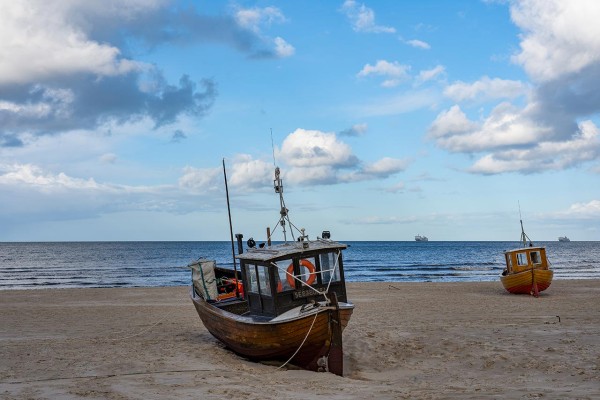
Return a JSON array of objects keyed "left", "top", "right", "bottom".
[
  {"left": 108, "top": 310, "right": 173, "bottom": 341},
  {"left": 272, "top": 250, "right": 341, "bottom": 370},
  {"left": 277, "top": 307, "right": 321, "bottom": 370}
]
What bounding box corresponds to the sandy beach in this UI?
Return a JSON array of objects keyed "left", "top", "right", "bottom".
[{"left": 1, "top": 280, "right": 599, "bottom": 399}]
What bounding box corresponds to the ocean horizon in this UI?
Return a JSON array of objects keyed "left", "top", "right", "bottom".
[{"left": 1, "top": 240, "right": 599, "bottom": 290}]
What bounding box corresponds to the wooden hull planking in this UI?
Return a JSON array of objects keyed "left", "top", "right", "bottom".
[
  {"left": 191, "top": 289, "right": 353, "bottom": 372},
  {"left": 500, "top": 268, "right": 553, "bottom": 295}
]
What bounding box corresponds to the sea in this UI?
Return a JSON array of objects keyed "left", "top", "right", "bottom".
[{"left": 1, "top": 241, "right": 599, "bottom": 290}]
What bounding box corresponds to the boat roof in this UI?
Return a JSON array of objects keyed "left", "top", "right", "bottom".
[
  {"left": 504, "top": 245, "right": 546, "bottom": 254},
  {"left": 235, "top": 239, "right": 347, "bottom": 263}
]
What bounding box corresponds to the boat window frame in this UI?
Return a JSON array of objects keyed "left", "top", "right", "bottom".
[
  {"left": 516, "top": 252, "right": 528, "bottom": 266},
  {"left": 245, "top": 263, "right": 260, "bottom": 294},
  {"left": 319, "top": 251, "right": 341, "bottom": 284},
  {"left": 530, "top": 250, "right": 542, "bottom": 265},
  {"left": 272, "top": 258, "right": 296, "bottom": 292},
  {"left": 505, "top": 253, "right": 513, "bottom": 273}
]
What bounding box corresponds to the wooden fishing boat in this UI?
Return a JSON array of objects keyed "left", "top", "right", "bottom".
[
  {"left": 188, "top": 165, "right": 354, "bottom": 375},
  {"left": 501, "top": 216, "right": 553, "bottom": 296}
]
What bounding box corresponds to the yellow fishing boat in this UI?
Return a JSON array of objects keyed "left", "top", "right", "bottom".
[{"left": 501, "top": 215, "right": 553, "bottom": 297}]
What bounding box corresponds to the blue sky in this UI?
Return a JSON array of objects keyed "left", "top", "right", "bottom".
[{"left": 1, "top": 0, "right": 599, "bottom": 242}]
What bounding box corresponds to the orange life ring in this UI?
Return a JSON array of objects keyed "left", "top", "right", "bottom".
[
  {"left": 286, "top": 259, "right": 316, "bottom": 287},
  {"left": 224, "top": 278, "right": 244, "bottom": 298}
]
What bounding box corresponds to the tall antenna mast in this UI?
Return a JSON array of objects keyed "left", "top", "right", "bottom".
[
  {"left": 223, "top": 159, "right": 239, "bottom": 295},
  {"left": 518, "top": 201, "right": 531, "bottom": 247},
  {"left": 270, "top": 128, "right": 276, "bottom": 167},
  {"left": 274, "top": 166, "right": 292, "bottom": 242}
]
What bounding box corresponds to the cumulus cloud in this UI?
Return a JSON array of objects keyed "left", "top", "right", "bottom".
[
  {"left": 357, "top": 60, "right": 410, "bottom": 87},
  {"left": 429, "top": 1, "right": 600, "bottom": 174},
  {"left": 444, "top": 76, "right": 529, "bottom": 102},
  {"left": 510, "top": 0, "right": 600, "bottom": 83},
  {"left": 233, "top": 5, "right": 295, "bottom": 58},
  {"left": 273, "top": 37, "right": 295, "bottom": 57},
  {"left": 0, "top": 1, "right": 296, "bottom": 147},
  {"left": 562, "top": 199, "right": 600, "bottom": 219},
  {"left": 234, "top": 6, "right": 286, "bottom": 33},
  {"left": 340, "top": 0, "right": 396, "bottom": 33},
  {"left": 0, "top": 2, "right": 145, "bottom": 86},
  {"left": 279, "top": 129, "right": 359, "bottom": 169},
  {"left": 428, "top": 105, "right": 479, "bottom": 140},
  {"left": 468, "top": 120, "right": 600, "bottom": 174},
  {"left": 276, "top": 129, "right": 407, "bottom": 185}
]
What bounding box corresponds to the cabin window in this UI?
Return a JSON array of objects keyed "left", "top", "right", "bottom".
[
  {"left": 320, "top": 252, "right": 341, "bottom": 284},
  {"left": 530, "top": 251, "right": 541, "bottom": 265},
  {"left": 273, "top": 259, "right": 294, "bottom": 292},
  {"left": 245, "top": 264, "right": 259, "bottom": 294},
  {"left": 298, "top": 257, "right": 318, "bottom": 286},
  {"left": 257, "top": 265, "right": 272, "bottom": 297},
  {"left": 516, "top": 252, "right": 528, "bottom": 266},
  {"left": 505, "top": 254, "right": 513, "bottom": 272}
]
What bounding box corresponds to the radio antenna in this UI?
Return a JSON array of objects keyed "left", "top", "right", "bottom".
[{"left": 270, "top": 128, "right": 277, "bottom": 167}]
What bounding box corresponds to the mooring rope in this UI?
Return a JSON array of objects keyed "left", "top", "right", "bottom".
[{"left": 277, "top": 307, "right": 321, "bottom": 370}]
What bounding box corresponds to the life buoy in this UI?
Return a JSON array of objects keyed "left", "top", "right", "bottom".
[{"left": 286, "top": 259, "right": 316, "bottom": 287}]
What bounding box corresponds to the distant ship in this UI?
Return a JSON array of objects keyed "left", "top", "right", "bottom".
[
  {"left": 558, "top": 236, "right": 570, "bottom": 242},
  {"left": 415, "top": 235, "right": 428, "bottom": 242}
]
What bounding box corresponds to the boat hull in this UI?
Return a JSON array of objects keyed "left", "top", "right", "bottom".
[
  {"left": 500, "top": 269, "right": 553, "bottom": 295},
  {"left": 190, "top": 288, "right": 353, "bottom": 372}
]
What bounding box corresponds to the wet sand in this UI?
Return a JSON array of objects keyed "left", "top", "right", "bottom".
[{"left": 1, "top": 280, "right": 599, "bottom": 399}]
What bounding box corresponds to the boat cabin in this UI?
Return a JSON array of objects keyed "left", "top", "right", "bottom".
[
  {"left": 235, "top": 239, "right": 348, "bottom": 318},
  {"left": 503, "top": 246, "right": 549, "bottom": 275}
]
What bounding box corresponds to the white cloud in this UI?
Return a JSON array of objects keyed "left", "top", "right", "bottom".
[
  {"left": 444, "top": 76, "right": 529, "bottom": 102},
  {"left": 177, "top": 166, "right": 222, "bottom": 191},
  {"left": 468, "top": 120, "right": 600, "bottom": 174},
  {"left": 426, "top": 1, "right": 600, "bottom": 175},
  {"left": 0, "top": 1, "right": 145, "bottom": 85},
  {"left": 564, "top": 200, "right": 600, "bottom": 219},
  {"left": 361, "top": 157, "right": 410, "bottom": 176},
  {"left": 234, "top": 6, "right": 286, "bottom": 33},
  {"left": 511, "top": 0, "right": 600, "bottom": 82},
  {"left": 405, "top": 39, "right": 431, "bottom": 49},
  {"left": 341, "top": 157, "right": 411, "bottom": 182},
  {"left": 427, "top": 105, "right": 478, "bottom": 140},
  {"left": 279, "top": 129, "right": 358, "bottom": 169},
  {"left": 340, "top": 0, "right": 396, "bottom": 33},
  {"left": 233, "top": 5, "right": 293, "bottom": 58},
  {"left": 273, "top": 37, "right": 295, "bottom": 57},
  {"left": 277, "top": 128, "right": 407, "bottom": 185},
  {"left": 357, "top": 60, "right": 410, "bottom": 87},
  {"left": 0, "top": 163, "right": 101, "bottom": 190},
  {"left": 228, "top": 155, "right": 274, "bottom": 189},
  {"left": 417, "top": 65, "right": 445, "bottom": 83}
]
